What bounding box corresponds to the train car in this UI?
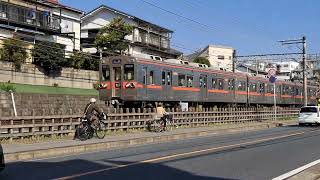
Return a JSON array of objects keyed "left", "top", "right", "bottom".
[{"left": 99, "top": 55, "right": 318, "bottom": 108}]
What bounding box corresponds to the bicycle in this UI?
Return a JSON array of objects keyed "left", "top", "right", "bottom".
[
  {"left": 147, "top": 113, "right": 175, "bottom": 132},
  {"left": 77, "top": 113, "right": 107, "bottom": 141}
]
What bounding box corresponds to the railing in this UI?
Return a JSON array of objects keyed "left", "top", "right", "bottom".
[
  {"left": 0, "top": 107, "right": 299, "bottom": 140},
  {"left": 0, "top": 2, "right": 60, "bottom": 32}
]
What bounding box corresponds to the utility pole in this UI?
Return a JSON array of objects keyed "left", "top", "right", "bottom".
[
  {"left": 279, "top": 37, "right": 307, "bottom": 106},
  {"left": 232, "top": 50, "right": 236, "bottom": 73},
  {"left": 302, "top": 36, "right": 307, "bottom": 106}
]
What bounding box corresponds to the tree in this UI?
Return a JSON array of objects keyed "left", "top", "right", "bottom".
[
  {"left": 193, "top": 57, "right": 211, "bottom": 67},
  {"left": 0, "top": 38, "right": 28, "bottom": 71},
  {"left": 32, "top": 41, "right": 66, "bottom": 72},
  {"left": 95, "top": 17, "right": 133, "bottom": 55},
  {"left": 69, "top": 51, "right": 99, "bottom": 70}
]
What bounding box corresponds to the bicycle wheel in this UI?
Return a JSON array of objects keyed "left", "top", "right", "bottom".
[
  {"left": 77, "top": 124, "right": 89, "bottom": 141},
  {"left": 95, "top": 121, "right": 106, "bottom": 139},
  {"left": 166, "top": 120, "right": 173, "bottom": 131},
  {"left": 154, "top": 120, "right": 162, "bottom": 132}
]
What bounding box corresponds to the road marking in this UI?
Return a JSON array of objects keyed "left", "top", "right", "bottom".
[
  {"left": 53, "top": 131, "right": 305, "bottom": 180},
  {"left": 272, "top": 159, "right": 320, "bottom": 180}
]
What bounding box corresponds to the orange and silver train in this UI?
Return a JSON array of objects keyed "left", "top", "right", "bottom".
[{"left": 98, "top": 56, "right": 317, "bottom": 108}]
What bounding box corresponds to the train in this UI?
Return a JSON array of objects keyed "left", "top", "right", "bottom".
[{"left": 98, "top": 55, "right": 318, "bottom": 108}]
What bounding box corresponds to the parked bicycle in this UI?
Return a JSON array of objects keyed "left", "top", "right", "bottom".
[{"left": 76, "top": 112, "right": 107, "bottom": 141}]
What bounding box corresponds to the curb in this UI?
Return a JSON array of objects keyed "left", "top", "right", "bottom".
[{"left": 4, "top": 121, "right": 293, "bottom": 162}]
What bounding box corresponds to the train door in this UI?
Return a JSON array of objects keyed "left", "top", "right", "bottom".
[
  {"left": 111, "top": 67, "right": 122, "bottom": 98},
  {"left": 141, "top": 67, "right": 147, "bottom": 99},
  {"left": 161, "top": 70, "right": 172, "bottom": 100},
  {"left": 200, "top": 74, "right": 208, "bottom": 101}
]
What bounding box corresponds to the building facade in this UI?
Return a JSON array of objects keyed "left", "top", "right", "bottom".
[
  {"left": 0, "top": 0, "right": 83, "bottom": 63},
  {"left": 187, "top": 45, "right": 235, "bottom": 71},
  {"left": 81, "top": 5, "right": 182, "bottom": 59}
]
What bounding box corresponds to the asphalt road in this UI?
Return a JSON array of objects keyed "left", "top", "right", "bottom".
[{"left": 2, "top": 125, "right": 320, "bottom": 180}]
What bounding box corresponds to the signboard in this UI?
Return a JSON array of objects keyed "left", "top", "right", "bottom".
[
  {"left": 269, "top": 76, "right": 277, "bottom": 83},
  {"left": 268, "top": 69, "right": 277, "bottom": 77}
]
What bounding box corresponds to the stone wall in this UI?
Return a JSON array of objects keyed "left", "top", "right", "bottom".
[
  {"left": 0, "top": 61, "right": 99, "bottom": 89},
  {"left": 0, "top": 92, "right": 107, "bottom": 117}
]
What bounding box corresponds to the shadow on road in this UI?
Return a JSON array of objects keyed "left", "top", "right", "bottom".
[{"left": 0, "top": 159, "right": 236, "bottom": 180}]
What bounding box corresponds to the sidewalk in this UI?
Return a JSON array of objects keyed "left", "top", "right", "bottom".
[
  {"left": 3, "top": 121, "right": 293, "bottom": 162},
  {"left": 286, "top": 161, "right": 320, "bottom": 180}
]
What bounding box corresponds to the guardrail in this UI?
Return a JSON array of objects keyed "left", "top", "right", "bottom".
[{"left": 0, "top": 107, "right": 299, "bottom": 140}]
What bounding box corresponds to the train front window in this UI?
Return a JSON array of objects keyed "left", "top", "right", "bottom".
[
  {"left": 101, "top": 65, "right": 110, "bottom": 81},
  {"left": 124, "top": 64, "right": 134, "bottom": 80}
]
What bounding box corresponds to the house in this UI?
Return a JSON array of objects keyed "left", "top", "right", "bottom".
[
  {"left": 187, "top": 45, "right": 235, "bottom": 71},
  {"left": 0, "top": 0, "right": 84, "bottom": 63},
  {"left": 80, "top": 5, "right": 182, "bottom": 59}
]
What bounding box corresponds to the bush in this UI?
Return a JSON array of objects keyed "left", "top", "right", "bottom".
[
  {"left": 92, "top": 82, "right": 100, "bottom": 90},
  {"left": 32, "top": 41, "right": 66, "bottom": 72},
  {"left": 69, "top": 51, "right": 99, "bottom": 70},
  {"left": 0, "top": 83, "right": 16, "bottom": 92},
  {"left": 193, "top": 57, "right": 211, "bottom": 67},
  {"left": 0, "top": 38, "right": 28, "bottom": 71}
]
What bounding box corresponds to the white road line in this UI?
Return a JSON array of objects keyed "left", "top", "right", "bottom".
[{"left": 272, "top": 159, "right": 320, "bottom": 180}]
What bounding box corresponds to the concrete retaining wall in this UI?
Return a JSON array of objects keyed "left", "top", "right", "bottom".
[
  {"left": 0, "top": 61, "right": 99, "bottom": 89},
  {"left": 0, "top": 92, "right": 106, "bottom": 117}
]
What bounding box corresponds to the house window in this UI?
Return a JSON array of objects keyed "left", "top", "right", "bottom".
[
  {"left": 218, "top": 55, "right": 225, "bottom": 60},
  {"left": 178, "top": 74, "right": 185, "bottom": 86}
]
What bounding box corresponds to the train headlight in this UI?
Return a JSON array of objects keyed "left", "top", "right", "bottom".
[
  {"left": 99, "top": 83, "right": 107, "bottom": 88},
  {"left": 125, "top": 82, "right": 135, "bottom": 88}
]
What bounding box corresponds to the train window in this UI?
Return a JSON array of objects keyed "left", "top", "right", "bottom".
[
  {"left": 268, "top": 84, "right": 274, "bottom": 94},
  {"left": 187, "top": 76, "right": 193, "bottom": 87},
  {"left": 142, "top": 68, "right": 147, "bottom": 85},
  {"left": 203, "top": 76, "right": 207, "bottom": 88},
  {"left": 167, "top": 72, "right": 172, "bottom": 86},
  {"left": 212, "top": 78, "right": 217, "bottom": 89},
  {"left": 295, "top": 88, "right": 299, "bottom": 96},
  {"left": 101, "top": 65, "right": 110, "bottom": 81},
  {"left": 199, "top": 76, "right": 203, "bottom": 87},
  {"left": 218, "top": 79, "right": 224, "bottom": 90},
  {"left": 162, "top": 72, "right": 165, "bottom": 85},
  {"left": 259, "top": 83, "right": 265, "bottom": 93},
  {"left": 237, "top": 81, "right": 246, "bottom": 91},
  {"left": 178, "top": 74, "right": 186, "bottom": 86},
  {"left": 149, "top": 71, "right": 154, "bottom": 84},
  {"left": 228, "top": 79, "right": 235, "bottom": 90},
  {"left": 114, "top": 67, "right": 121, "bottom": 81},
  {"left": 250, "top": 83, "right": 257, "bottom": 92},
  {"left": 124, "top": 64, "right": 134, "bottom": 80}
]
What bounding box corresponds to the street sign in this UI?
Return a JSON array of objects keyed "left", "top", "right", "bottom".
[
  {"left": 269, "top": 76, "right": 277, "bottom": 83},
  {"left": 268, "top": 69, "right": 277, "bottom": 77}
]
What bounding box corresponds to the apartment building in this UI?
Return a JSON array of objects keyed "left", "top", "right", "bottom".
[
  {"left": 0, "top": 0, "right": 83, "bottom": 62},
  {"left": 81, "top": 5, "right": 182, "bottom": 59}
]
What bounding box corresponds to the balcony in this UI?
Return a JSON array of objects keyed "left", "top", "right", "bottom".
[
  {"left": 0, "top": 2, "right": 60, "bottom": 33},
  {"left": 133, "top": 29, "right": 170, "bottom": 50}
]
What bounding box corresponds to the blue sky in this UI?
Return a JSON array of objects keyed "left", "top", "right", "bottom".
[{"left": 61, "top": 0, "right": 319, "bottom": 55}]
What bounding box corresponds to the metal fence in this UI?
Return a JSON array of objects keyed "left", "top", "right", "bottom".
[{"left": 0, "top": 107, "right": 299, "bottom": 140}]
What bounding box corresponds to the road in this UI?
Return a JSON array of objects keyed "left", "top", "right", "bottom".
[{"left": 1, "top": 125, "right": 320, "bottom": 180}]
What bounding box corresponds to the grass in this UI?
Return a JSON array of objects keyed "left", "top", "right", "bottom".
[{"left": 8, "top": 83, "right": 98, "bottom": 96}]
